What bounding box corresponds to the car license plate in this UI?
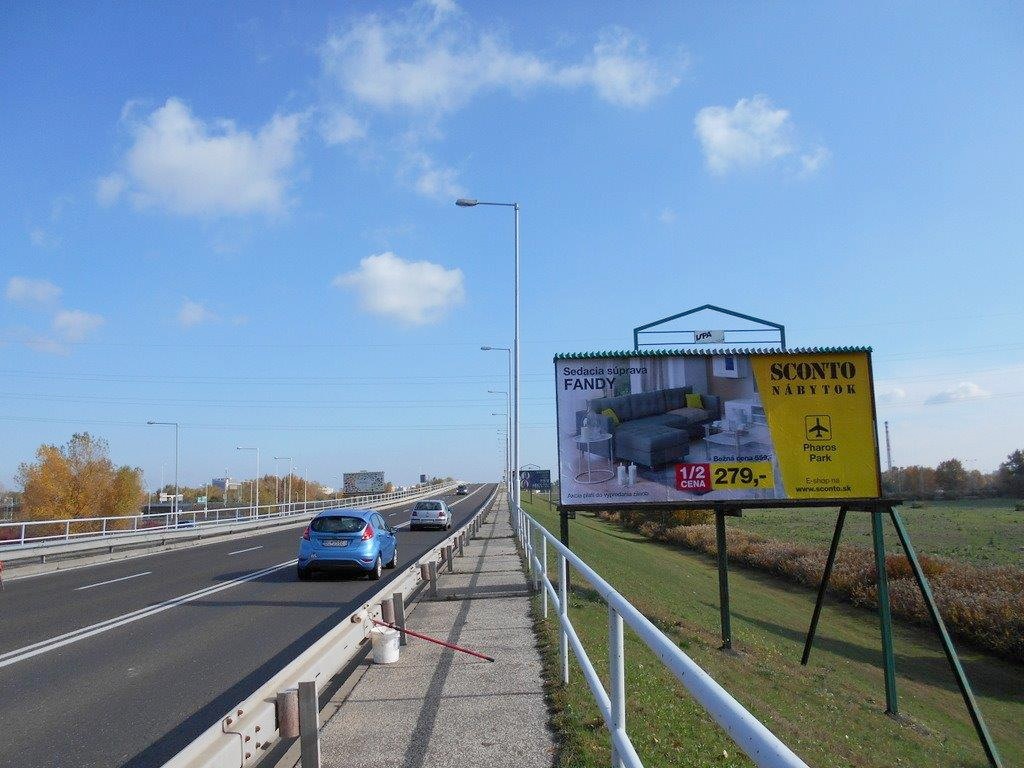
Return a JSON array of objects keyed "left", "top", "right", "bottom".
[{"left": 323, "top": 539, "right": 348, "bottom": 547}]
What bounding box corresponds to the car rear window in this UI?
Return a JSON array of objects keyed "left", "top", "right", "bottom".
[
  {"left": 311, "top": 516, "right": 366, "bottom": 533},
  {"left": 415, "top": 501, "right": 442, "bottom": 510}
]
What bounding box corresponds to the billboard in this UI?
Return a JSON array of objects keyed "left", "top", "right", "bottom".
[
  {"left": 344, "top": 471, "right": 386, "bottom": 494},
  {"left": 520, "top": 469, "right": 552, "bottom": 491},
  {"left": 555, "top": 349, "right": 881, "bottom": 507}
]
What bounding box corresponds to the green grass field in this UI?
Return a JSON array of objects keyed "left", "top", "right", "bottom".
[
  {"left": 521, "top": 497, "right": 1023, "bottom": 768},
  {"left": 728, "top": 498, "right": 1024, "bottom": 567}
]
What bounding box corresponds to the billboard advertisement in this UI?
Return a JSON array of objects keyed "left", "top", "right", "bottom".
[
  {"left": 344, "top": 471, "right": 386, "bottom": 494},
  {"left": 556, "top": 349, "right": 881, "bottom": 507},
  {"left": 520, "top": 470, "right": 552, "bottom": 491}
]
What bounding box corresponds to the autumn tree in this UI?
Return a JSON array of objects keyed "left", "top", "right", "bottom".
[
  {"left": 934, "top": 458, "right": 968, "bottom": 497},
  {"left": 996, "top": 449, "right": 1024, "bottom": 498},
  {"left": 18, "top": 433, "right": 146, "bottom": 521}
]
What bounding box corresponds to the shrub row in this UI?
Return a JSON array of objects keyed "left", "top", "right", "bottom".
[{"left": 595, "top": 510, "right": 1024, "bottom": 662}]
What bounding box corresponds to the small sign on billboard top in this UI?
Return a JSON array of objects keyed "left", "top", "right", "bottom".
[{"left": 694, "top": 329, "right": 726, "bottom": 344}]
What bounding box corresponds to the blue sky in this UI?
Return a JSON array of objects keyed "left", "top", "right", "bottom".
[{"left": 2, "top": 1, "right": 1022, "bottom": 491}]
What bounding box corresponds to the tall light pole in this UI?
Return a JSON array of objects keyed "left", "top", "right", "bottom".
[
  {"left": 477, "top": 342, "right": 512, "bottom": 505},
  {"left": 147, "top": 421, "right": 179, "bottom": 521},
  {"left": 491, "top": 411, "right": 510, "bottom": 491},
  {"left": 274, "top": 455, "right": 292, "bottom": 510},
  {"left": 237, "top": 446, "right": 259, "bottom": 515},
  {"left": 461, "top": 198, "right": 520, "bottom": 512},
  {"left": 489, "top": 388, "right": 512, "bottom": 493}
]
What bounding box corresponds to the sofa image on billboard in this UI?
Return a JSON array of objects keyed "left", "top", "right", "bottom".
[{"left": 575, "top": 386, "right": 721, "bottom": 469}]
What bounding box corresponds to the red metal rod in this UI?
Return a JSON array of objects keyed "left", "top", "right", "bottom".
[{"left": 372, "top": 618, "right": 495, "bottom": 662}]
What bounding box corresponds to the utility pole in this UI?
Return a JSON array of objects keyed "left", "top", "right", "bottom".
[{"left": 884, "top": 421, "right": 893, "bottom": 472}]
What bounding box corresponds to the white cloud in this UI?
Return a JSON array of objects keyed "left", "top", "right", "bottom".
[
  {"left": 320, "top": 109, "right": 367, "bottom": 145},
  {"left": 178, "top": 298, "right": 218, "bottom": 328},
  {"left": 105, "top": 98, "right": 303, "bottom": 217},
  {"left": 694, "top": 95, "right": 829, "bottom": 177},
  {"left": 96, "top": 173, "right": 126, "bottom": 206},
  {"left": 695, "top": 96, "right": 795, "bottom": 175},
  {"left": 799, "top": 145, "right": 831, "bottom": 176},
  {"left": 658, "top": 208, "right": 677, "bottom": 224},
  {"left": 320, "top": 4, "right": 679, "bottom": 114},
  {"left": 875, "top": 387, "right": 907, "bottom": 404},
  {"left": 53, "top": 309, "right": 105, "bottom": 342},
  {"left": 23, "top": 335, "right": 69, "bottom": 356},
  {"left": 5, "top": 277, "right": 62, "bottom": 305},
  {"left": 570, "top": 29, "right": 681, "bottom": 108},
  {"left": 404, "top": 152, "right": 464, "bottom": 200},
  {"left": 925, "top": 382, "right": 991, "bottom": 405},
  {"left": 29, "top": 227, "right": 60, "bottom": 249},
  {"left": 333, "top": 252, "right": 464, "bottom": 325}
]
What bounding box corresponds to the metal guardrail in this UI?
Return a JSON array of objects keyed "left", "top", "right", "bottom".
[
  {"left": 513, "top": 504, "right": 810, "bottom": 768},
  {"left": 0, "top": 482, "right": 456, "bottom": 551},
  {"left": 162, "top": 485, "right": 498, "bottom": 768}
]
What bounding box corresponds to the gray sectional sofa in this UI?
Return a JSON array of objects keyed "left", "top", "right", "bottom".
[{"left": 576, "top": 386, "right": 720, "bottom": 469}]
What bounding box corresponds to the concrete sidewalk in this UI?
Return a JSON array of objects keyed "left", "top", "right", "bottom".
[{"left": 306, "top": 492, "right": 555, "bottom": 768}]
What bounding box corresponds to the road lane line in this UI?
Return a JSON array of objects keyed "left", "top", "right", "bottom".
[
  {"left": 0, "top": 559, "right": 296, "bottom": 669},
  {"left": 74, "top": 572, "right": 151, "bottom": 591},
  {"left": 228, "top": 545, "right": 263, "bottom": 556}
]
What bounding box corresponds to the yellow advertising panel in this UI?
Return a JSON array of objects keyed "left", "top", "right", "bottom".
[
  {"left": 750, "top": 352, "right": 881, "bottom": 499},
  {"left": 555, "top": 348, "right": 881, "bottom": 508}
]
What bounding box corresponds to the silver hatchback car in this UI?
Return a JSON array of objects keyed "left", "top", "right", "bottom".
[{"left": 409, "top": 499, "right": 452, "bottom": 531}]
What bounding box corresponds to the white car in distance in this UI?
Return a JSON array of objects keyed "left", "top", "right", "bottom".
[{"left": 409, "top": 499, "right": 452, "bottom": 531}]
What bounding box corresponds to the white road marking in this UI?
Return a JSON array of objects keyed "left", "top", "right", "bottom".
[
  {"left": 0, "top": 559, "right": 296, "bottom": 670},
  {"left": 228, "top": 545, "right": 263, "bottom": 556},
  {"left": 75, "top": 571, "right": 152, "bottom": 591}
]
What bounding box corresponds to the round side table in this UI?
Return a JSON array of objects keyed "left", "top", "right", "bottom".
[{"left": 574, "top": 432, "right": 615, "bottom": 483}]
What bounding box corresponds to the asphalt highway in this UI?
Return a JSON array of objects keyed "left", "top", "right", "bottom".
[{"left": 0, "top": 482, "right": 496, "bottom": 768}]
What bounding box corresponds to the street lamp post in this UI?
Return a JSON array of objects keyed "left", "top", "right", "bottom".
[
  {"left": 274, "top": 456, "right": 292, "bottom": 511},
  {"left": 488, "top": 389, "right": 512, "bottom": 494},
  {"left": 481, "top": 343, "right": 515, "bottom": 504},
  {"left": 491, "top": 410, "right": 511, "bottom": 494},
  {"left": 460, "top": 198, "right": 520, "bottom": 515},
  {"left": 147, "top": 421, "right": 179, "bottom": 524},
  {"left": 236, "top": 446, "right": 260, "bottom": 516}
]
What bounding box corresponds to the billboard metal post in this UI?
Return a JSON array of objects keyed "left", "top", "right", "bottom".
[
  {"left": 889, "top": 508, "right": 1003, "bottom": 768},
  {"left": 714, "top": 510, "right": 732, "bottom": 650},
  {"left": 801, "top": 508, "right": 848, "bottom": 665},
  {"left": 871, "top": 511, "right": 899, "bottom": 715}
]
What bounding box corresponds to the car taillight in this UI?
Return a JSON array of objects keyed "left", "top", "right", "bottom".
[
  {"left": 362, "top": 524, "right": 374, "bottom": 541},
  {"left": 302, "top": 526, "right": 311, "bottom": 541}
]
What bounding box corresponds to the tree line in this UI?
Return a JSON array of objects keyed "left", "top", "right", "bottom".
[
  {"left": 6, "top": 432, "right": 404, "bottom": 526},
  {"left": 882, "top": 450, "right": 1024, "bottom": 499}
]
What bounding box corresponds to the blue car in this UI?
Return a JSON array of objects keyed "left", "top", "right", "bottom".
[{"left": 297, "top": 508, "right": 398, "bottom": 581}]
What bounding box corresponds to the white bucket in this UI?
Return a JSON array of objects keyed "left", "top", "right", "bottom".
[{"left": 370, "top": 626, "right": 400, "bottom": 664}]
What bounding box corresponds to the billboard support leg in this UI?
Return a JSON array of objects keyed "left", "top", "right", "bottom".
[
  {"left": 801, "top": 507, "right": 848, "bottom": 665},
  {"left": 871, "top": 509, "right": 899, "bottom": 715},
  {"left": 559, "top": 507, "right": 571, "bottom": 592},
  {"left": 889, "top": 508, "right": 1002, "bottom": 768},
  {"left": 714, "top": 509, "right": 732, "bottom": 650}
]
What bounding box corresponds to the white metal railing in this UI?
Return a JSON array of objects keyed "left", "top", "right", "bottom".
[
  {"left": 0, "top": 482, "right": 456, "bottom": 550},
  {"left": 513, "top": 504, "right": 809, "bottom": 768},
  {"left": 163, "top": 485, "right": 498, "bottom": 768}
]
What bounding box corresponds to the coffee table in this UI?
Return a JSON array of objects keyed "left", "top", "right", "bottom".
[
  {"left": 574, "top": 432, "right": 614, "bottom": 483},
  {"left": 703, "top": 430, "right": 756, "bottom": 460}
]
